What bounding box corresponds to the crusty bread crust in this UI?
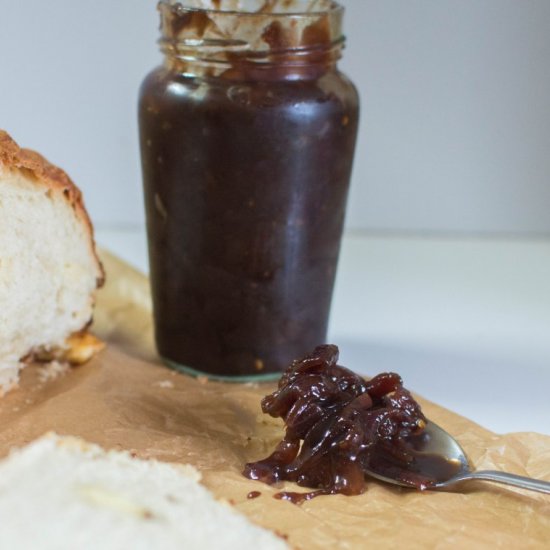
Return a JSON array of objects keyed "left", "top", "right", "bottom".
[{"left": 0, "top": 129, "right": 104, "bottom": 287}]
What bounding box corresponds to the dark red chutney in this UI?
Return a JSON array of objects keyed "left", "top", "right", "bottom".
[
  {"left": 138, "top": 1, "right": 359, "bottom": 379},
  {"left": 244, "top": 345, "right": 457, "bottom": 503}
]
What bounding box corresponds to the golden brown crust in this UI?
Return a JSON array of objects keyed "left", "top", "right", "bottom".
[{"left": 0, "top": 129, "right": 105, "bottom": 287}]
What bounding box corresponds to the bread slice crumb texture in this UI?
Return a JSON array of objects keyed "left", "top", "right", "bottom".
[
  {"left": 0, "top": 434, "right": 288, "bottom": 550},
  {"left": 0, "top": 130, "right": 103, "bottom": 394}
]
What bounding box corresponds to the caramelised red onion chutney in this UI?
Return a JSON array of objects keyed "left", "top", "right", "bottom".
[{"left": 244, "top": 345, "right": 439, "bottom": 503}]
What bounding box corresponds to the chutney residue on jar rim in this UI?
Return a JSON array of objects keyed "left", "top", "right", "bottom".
[
  {"left": 158, "top": 0, "right": 345, "bottom": 77},
  {"left": 161, "top": 0, "right": 341, "bottom": 16}
]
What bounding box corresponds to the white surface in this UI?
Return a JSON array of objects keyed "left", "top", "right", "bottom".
[
  {"left": 96, "top": 228, "right": 550, "bottom": 436},
  {"left": 1, "top": 0, "right": 550, "bottom": 235}
]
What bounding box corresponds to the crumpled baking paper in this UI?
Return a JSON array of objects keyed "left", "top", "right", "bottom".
[{"left": 0, "top": 251, "right": 548, "bottom": 549}]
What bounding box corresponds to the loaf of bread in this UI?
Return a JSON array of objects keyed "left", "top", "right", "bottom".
[
  {"left": 0, "top": 130, "right": 104, "bottom": 395},
  {"left": 0, "top": 434, "right": 288, "bottom": 549}
]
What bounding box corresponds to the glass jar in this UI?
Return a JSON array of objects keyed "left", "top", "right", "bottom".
[{"left": 139, "top": 0, "right": 359, "bottom": 380}]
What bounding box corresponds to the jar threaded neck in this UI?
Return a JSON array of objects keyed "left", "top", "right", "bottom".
[{"left": 158, "top": 0, "right": 345, "bottom": 78}]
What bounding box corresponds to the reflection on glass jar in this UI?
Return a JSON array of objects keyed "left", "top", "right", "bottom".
[{"left": 139, "top": 0, "right": 359, "bottom": 380}]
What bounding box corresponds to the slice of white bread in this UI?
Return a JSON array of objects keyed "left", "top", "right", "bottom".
[
  {"left": 0, "top": 434, "right": 288, "bottom": 550},
  {"left": 0, "top": 130, "right": 104, "bottom": 394}
]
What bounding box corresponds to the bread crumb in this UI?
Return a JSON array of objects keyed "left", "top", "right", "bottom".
[
  {"left": 154, "top": 380, "right": 175, "bottom": 389},
  {"left": 37, "top": 361, "right": 70, "bottom": 383},
  {"left": 65, "top": 332, "right": 105, "bottom": 365}
]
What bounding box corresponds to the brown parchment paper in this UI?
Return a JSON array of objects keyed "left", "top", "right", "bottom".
[{"left": 0, "top": 251, "right": 549, "bottom": 549}]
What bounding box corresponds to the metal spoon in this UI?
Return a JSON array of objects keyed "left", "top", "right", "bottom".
[{"left": 365, "top": 421, "right": 550, "bottom": 494}]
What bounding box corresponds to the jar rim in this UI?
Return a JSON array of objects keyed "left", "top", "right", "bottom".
[
  {"left": 159, "top": 0, "right": 344, "bottom": 18},
  {"left": 158, "top": 0, "right": 346, "bottom": 71}
]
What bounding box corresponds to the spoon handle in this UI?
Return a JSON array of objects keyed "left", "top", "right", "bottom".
[{"left": 459, "top": 470, "right": 550, "bottom": 494}]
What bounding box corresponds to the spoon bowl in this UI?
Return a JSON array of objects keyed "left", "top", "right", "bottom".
[{"left": 365, "top": 421, "right": 550, "bottom": 494}]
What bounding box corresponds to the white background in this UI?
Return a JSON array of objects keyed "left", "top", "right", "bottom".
[{"left": 0, "top": 0, "right": 549, "bottom": 235}]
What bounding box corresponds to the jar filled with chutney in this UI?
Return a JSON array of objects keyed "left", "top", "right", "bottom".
[{"left": 139, "top": 0, "right": 359, "bottom": 380}]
